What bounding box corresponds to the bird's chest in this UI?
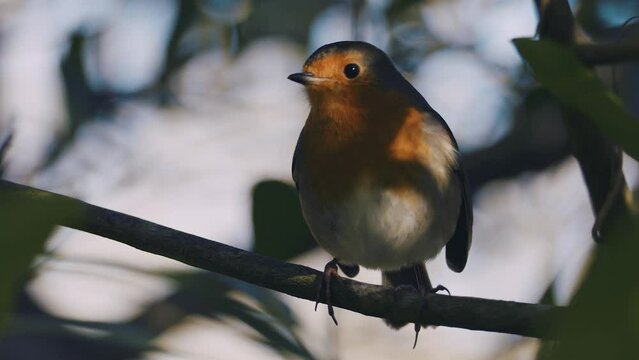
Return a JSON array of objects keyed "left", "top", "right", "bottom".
[{"left": 300, "top": 108, "right": 427, "bottom": 200}]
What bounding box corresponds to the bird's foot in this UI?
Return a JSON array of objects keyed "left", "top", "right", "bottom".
[
  {"left": 315, "top": 259, "right": 339, "bottom": 325},
  {"left": 413, "top": 285, "right": 452, "bottom": 349}
]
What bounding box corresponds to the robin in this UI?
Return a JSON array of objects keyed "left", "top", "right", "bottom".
[{"left": 288, "top": 41, "right": 472, "bottom": 346}]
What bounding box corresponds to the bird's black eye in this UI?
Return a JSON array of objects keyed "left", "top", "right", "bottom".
[{"left": 343, "top": 63, "right": 360, "bottom": 79}]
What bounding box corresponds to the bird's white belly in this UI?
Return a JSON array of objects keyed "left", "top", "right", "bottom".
[{"left": 299, "top": 179, "right": 461, "bottom": 271}]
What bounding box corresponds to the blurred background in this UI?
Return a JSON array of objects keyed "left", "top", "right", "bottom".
[{"left": 0, "top": 0, "right": 638, "bottom": 359}]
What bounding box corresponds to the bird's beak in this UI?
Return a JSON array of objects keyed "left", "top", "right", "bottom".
[{"left": 287, "top": 72, "right": 318, "bottom": 86}]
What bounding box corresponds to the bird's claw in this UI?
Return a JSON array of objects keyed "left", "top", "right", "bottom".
[
  {"left": 413, "top": 322, "right": 421, "bottom": 349},
  {"left": 315, "top": 259, "right": 339, "bottom": 326},
  {"left": 412, "top": 284, "right": 452, "bottom": 348}
]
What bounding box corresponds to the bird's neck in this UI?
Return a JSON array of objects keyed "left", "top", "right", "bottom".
[
  {"left": 306, "top": 89, "right": 408, "bottom": 145},
  {"left": 307, "top": 100, "right": 365, "bottom": 142}
]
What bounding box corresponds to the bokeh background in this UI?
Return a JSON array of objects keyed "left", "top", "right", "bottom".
[{"left": 0, "top": 0, "right": 638, "bottom": 359}]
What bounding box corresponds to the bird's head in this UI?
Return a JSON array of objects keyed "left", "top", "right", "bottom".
[{"left": 288, "top": 41, "right": 410, "bottom": 111}]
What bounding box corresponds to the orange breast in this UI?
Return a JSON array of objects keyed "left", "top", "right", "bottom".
[{"left": 301, "top": 90, "right": 431, "bottom": 201}]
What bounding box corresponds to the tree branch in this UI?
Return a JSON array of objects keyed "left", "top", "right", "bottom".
[
  {"left": 0, "top": 179, "right": 564, "bottom": 339},
  {"left": 575, "top": 42, "right": 639, "bottom": 66},
  {"left": 534, "top": 0, "right": 639, "bottom": 65}
]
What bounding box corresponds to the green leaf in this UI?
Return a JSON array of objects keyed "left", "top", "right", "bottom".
[
  {"left": 513, "top": 38, "right": 639, "bottom": 161},
  {"left": 0, "top": 186, "right": 81, "bottom": 331},
  {"left": 252, "top": 180, "right": 316, "bottom": 260},
  {"left": 0, "top": 198, "right": 56, "bottom": 330},
  {"left": 550, "top": 207, "right": 639, "bottom": 359}
]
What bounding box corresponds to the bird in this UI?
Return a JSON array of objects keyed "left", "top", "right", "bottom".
[{"left": 288, "top": 41, "right": 472, "bottom": 346}]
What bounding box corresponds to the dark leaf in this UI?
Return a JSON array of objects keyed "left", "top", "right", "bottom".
[
  {"left": 252, "top": 180, "right": 316, "bottom": 260},
  {"left": 513, "top": 38, "right": 639, "bottom": 161},
  {"left": 0, "top": 195, "right": 60, "bottom": 329},
  {"left": 550, "top": 199, "right": 639, "bottom": 359}
]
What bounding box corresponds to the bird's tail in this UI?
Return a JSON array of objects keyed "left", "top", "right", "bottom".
[{"left": 381, "top": 263, "right": 431, "bottom": 329}]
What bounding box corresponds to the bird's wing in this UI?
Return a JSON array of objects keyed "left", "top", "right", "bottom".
[
  {"left": 428, "top": 111, "right": 473, "bottom": 273},
  {"left": 446, "top": 162, "right": 473, "bottom": 272},
  {"left": 291, "top": 126, "right": 304, "bottom": 191}
]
